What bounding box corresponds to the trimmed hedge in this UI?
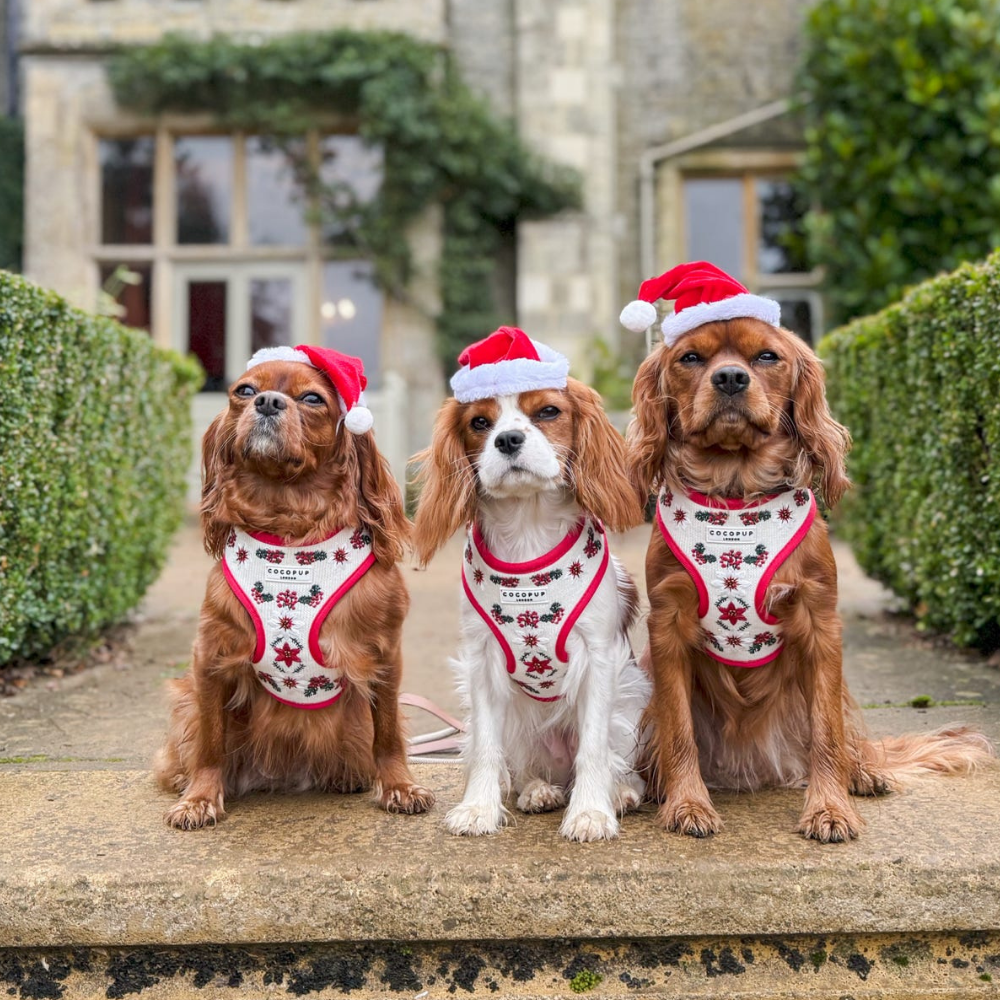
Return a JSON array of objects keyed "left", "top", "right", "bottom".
[
  {"left": 0, "top": 272, "right": 203, "bottom": 666},
  {"left": 820, "top": 252, "right": 1000, "bottom": 650}
]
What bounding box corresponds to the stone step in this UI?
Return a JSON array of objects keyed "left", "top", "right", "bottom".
[
  {"left": 2, "top": 734, "right": 999, "bottom": 998},
  {"left": 3, "top": 932, "right": 999, "bottom": 998}
]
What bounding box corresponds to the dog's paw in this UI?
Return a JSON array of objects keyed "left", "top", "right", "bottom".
[
  {"left": 377, "top": 783, "right": 435, "bottom": 815},
  {"left": 797, "top": 804, "right": 861, "bottom": 843},
  {"left": 613, "top": 775, "right": 645, "bottom": 816},
  {"left": 560, "top": 808, "right": 619, "bottom": 842},
  {"left": 657, "top": 798, "right": 722, "bottom": 838},
  {"left": 165, "top": 796, "right": 225, "bottom": 830},
  {"left": 445, "top": 801, "right": 506, "bottom": 836},
  {"left": 516, "top": 779, "right": 566, "bottom": 814},
  {"left": 849, "top": 763, "right": 897, "bottom": 797}
]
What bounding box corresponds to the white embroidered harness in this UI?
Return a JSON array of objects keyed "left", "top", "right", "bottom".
[
  {"left": 655, "top": 487, "right": 817, "bottom": 667},
  {"left": 462, "top": 517, "right": 610, "bottom": 701},
  {"left": 222, "top": 525, "right": 375, "bottom": 708}
]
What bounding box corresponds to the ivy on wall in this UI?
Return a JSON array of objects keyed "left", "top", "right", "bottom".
[{"left": 108, "top": 31, "right": 581, "bottom": 370}]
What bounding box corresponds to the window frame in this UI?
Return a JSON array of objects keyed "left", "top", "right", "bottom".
[
  {"left": 91, "top": 123, "right": 383, "bottom": 363},
  {"left": 658, "top": 148, "right": 825, "bottom": 343}
]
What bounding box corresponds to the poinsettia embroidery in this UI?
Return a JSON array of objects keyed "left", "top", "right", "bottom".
[
  {"left": 739, "top": 510, "right": 772, "bottom": 526},
  {"left": 351, "top": 528, "right": 372, "bottom": 550},
  {"left": 295, "top": 550, "right": 328, "bottom": 565},
  {"left": 695, "top": 510, "right": 729, "bottom": 525},
  {"left": 583, "top": 527, "right": 602, "bottom": 558},
  {"left": 517, "top": 610, "right": 540, "bottom": 629},
  {"left": 691, "top": 543, "right": 717, "bottom": 565}
]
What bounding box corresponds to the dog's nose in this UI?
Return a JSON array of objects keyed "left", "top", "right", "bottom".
[
  {"left": 494, "top": 430, "right": 525, "bottom": 456},
  {"left": 255, "top": 391, "right": 287, "bottom": 417},
  {"left": 711, "top": 366, "right": 751, "bottom": 396}
]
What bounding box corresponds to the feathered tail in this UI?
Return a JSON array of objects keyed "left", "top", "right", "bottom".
[{"left": 862, "top": 726, "right": 996, "bottom": 788}]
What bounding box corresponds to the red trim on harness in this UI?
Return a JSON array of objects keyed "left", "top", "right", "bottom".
[
  {"left": 247, "top": 527, "right": 342, "bottom": 546},
  {"left": 264, "top": 687, "right": 345, "bottom": 710},
  {"left": 221, "top": 557, "right": 267, "bottom": 663},
  {"left": 462, "top": 570, "right": 516, "bottom": 674},
  {"left": 704, "top": 644, "right": 784, "bottom": 669},
  {"left": 472, "top": 518, "right": 584, "bottom": 573},
  {"left": 555, "top": 531, "right": 609, "bottom": 663},
  {"left": 685, "top": 490, "right": 782, "bottom": 510},
  {"left": 655, "top": 503, "right": 710, "bottom": 618},
  {"left": 757, "top": 492, "right": 816, "bottom": 625},
  {"left": 307, "top": 551, "right": 377, "bottom": 663}
]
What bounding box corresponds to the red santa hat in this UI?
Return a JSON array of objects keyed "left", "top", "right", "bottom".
[
  {"left": 245, "top": 345, "right": 373, "bottom": 434},
  {"left": 449, "top": 326, "right": 569, "bottom": 403},
  {"left": 620, "top": 261, "right": 781, "bottom": 346}
]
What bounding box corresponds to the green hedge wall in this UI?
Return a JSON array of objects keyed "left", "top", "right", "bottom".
[
  {"left": 820, "top": 252, "right": 1000, "bottom": 650},
  {"left": 0, "top": 272, "right": 203, "bottom": 666}
]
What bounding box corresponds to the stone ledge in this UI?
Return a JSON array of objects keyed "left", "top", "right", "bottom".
[{"left": 2, "top": 709, "right": 999, "bottom": 951}]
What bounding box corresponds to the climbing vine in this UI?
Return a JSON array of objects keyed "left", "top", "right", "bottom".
[{"left": 108, "top": 31, "right": 581, "bottom": 370}]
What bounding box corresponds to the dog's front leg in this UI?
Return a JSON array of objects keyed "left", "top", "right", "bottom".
[
  {"left": 560, "top": 640, "right": 623, "bottom": 842},
  {"left": 445, "top": 649, "right": 511, "bottom": 836},
  {"left": 647, "top": 574, "right": 722, "bottom": 837},
  {"left": 164, "top": 664, "right": 229, "bottom": 830},
  {"left": 785, "top": 584, "right": 862, "bottom": 842},
  {"left": 371, "top": 644, "right": 435, "bottom": 815}
]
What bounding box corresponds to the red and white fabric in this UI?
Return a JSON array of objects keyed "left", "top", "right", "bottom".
[
  {"left": 246, "top": 344, "right": 374, "bottom": 433},
  {"left": 461, "top": 517, "right": 611, "bottom": 700},
  {"left": 449, "top": 326, "right": 569, "bottom": 403},
  {"left": 655, "top": 487, "right": 817, "bottom": 667},
  {"left": 620, "top": 260, "right": 782, "bottom": 345},
  {"left": 222, "top": 525, "right": 376, "bottom": 707}
]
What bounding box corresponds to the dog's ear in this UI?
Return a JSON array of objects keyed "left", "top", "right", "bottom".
[
  {"left": 626, "top": 347, "right": 672, "bottom": 503},
  {"left": 353, "top": 431, "right": 411, "bottom": 565},
  {"left": 201, "top": 410, "right": 234, "bottom": 559},
  {"left": 791, "top": 343, "right": 851, "bottom": 508},
  {"left": 411, "top": 398, "right": 477, "bottom": 567},
  {"left": 568, "top": 378, "right": 645, "bottom": 532}
]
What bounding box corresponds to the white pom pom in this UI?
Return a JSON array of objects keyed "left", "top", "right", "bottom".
[
  {"left": 619, "top": 299, "right": 658, "bottom": 333},
  {"left": 343, "top": 406, "right": 374, "bottom": 434}
]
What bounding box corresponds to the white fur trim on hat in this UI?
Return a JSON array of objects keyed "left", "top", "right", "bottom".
[
  {"left": 246, "top": 346, "right": 312, "bottom": 369},
  {"left": 449, "top": 340, "right": 570, "bottom": 403},
  {"left": 660, "top": 293, "right": 781, "bottom": 346},
  {"left": 619, "top": 299, "right": 659, "bottom": 334}
]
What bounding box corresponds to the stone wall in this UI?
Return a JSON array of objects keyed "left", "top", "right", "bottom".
[
  {"left": 21, "top": 0, "right": 445, "bottom": 49},
  {"left": 616, "top": 0, "right": 815, "bottom": 305}
]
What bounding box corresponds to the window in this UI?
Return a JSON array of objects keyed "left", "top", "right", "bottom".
[
  {"left": 96, "top": 130, "right": 384, "bottom": 389},
  {"left": 682, "top": 172, "right": 821, "bottom": 343},
  {"left": 100, "top": 138, "right": 154, "bottom": 244},
  {"left": 175, "top": 136, "right": 233, "bottom": 244}
]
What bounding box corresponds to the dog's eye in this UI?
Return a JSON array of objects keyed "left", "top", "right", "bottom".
[
  {"left": 535, "top": 406, "right": 561, "bottom": 421},
  {"left": 234, "top": 384, "right": 256, "bottom": 398},
  {"left": 679, "top": 352, "right": 703, "bottom": 365},
  {"left": 755, "top": 351, "right": 780, "bottom": 364},
  {"left": 299, "top": 392, "right": 325, "bottom": 405},
  {"left": 471, "top": 416, "right": 491, "bottom": 432}
]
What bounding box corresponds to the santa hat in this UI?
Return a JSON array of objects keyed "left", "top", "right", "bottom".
[
  {"left": 449, "top": 326, "right": 569, "bottom": 403},
  {"left": 620, "top": 261, "right": 781, "bottom": 346},
  {"left": 245, "top": 345, "right": 373, "bottom": 434}
]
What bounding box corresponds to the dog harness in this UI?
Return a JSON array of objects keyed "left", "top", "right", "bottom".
[
  {"left": 462, "top": 517, "right": 610, "bottom": 701},
  {"left": 656, "top": 487, "right": 817, "bottom": 667},
  {"left": 222, "top": 525, "right": 376, "bottom": 708}
]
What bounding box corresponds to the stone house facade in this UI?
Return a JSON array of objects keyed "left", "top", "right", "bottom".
[{"left": 15, "top": 0, "right": 816, "bottom": 473}]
